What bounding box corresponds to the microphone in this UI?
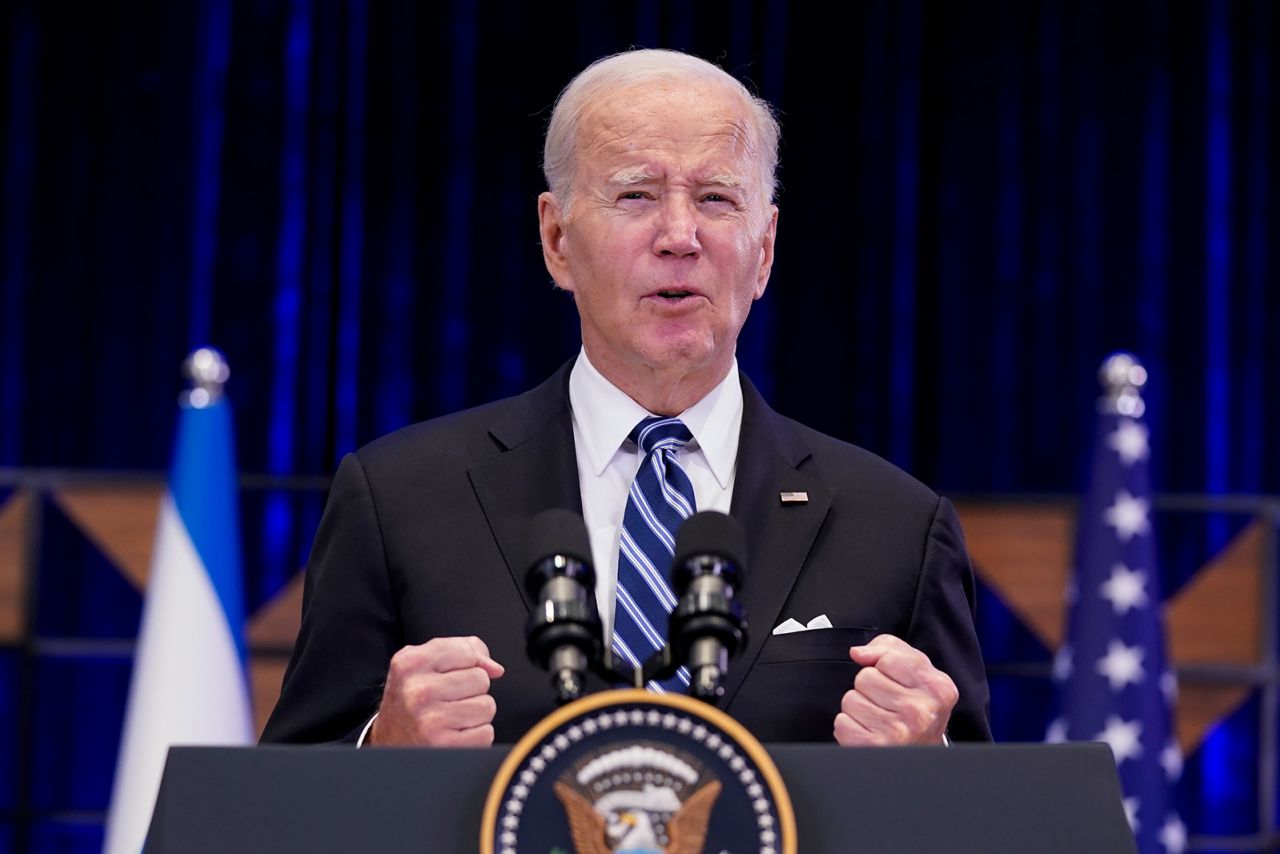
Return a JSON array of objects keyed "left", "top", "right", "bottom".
[
  {"left": 668, "top": 511, "right": 748, "bottom": 702},
  {"left": 523, "top": 509, "right": 603, "bottom": 704}
]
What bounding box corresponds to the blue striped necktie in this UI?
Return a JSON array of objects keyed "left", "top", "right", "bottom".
[{"left": 614, "top": 416, "right": 696, "bottom": 692}]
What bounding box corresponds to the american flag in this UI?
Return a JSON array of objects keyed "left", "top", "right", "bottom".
[{"left": 1049, "top": 356, "right": 1185, "bottom": 854}]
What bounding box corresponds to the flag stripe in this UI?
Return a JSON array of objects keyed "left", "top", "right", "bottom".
[{"left": 168, "top": 399, "right": 246, "bottom": 660}]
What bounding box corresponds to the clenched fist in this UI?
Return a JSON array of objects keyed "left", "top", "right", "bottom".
[
  {"left": 834, "top": 634, "right": 958, "bottom": 746},
  {"left": 367, "top": 636, "right": 505, "bottom": 747}
]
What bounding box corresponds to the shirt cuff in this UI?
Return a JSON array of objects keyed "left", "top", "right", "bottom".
[{"left": 356, "top": 713, "right": 379, "bottom": 747}]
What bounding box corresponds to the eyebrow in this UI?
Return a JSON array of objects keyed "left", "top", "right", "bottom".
[
  {"left": 607, "top": 169, "right": 656, "bottom": 188},
  {"left": 703, "top": 174, "right": 745, "bottom": 189},
  {"left": 605, "top": 170, "right": 746, "bottom": 189}
]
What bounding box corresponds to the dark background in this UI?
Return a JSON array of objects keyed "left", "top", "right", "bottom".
[
  {"left": 5, "top": 0, "right": 1278, "bottom": 496},
  {"left": 1, "top": 0, "right": 1277, "bottom": 851}
]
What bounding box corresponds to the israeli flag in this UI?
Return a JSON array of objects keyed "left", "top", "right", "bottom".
[{"left": 104, "top": 379, "right": 254, "bottom": 854}]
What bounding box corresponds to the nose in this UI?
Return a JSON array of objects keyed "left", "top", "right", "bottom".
[{"left": 652, "top": 195, "right": 701, "bottom": 257}]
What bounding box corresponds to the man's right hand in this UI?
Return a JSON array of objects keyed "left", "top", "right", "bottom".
[{"left": 366, "top": 636, "right": 505, "bottom": 747}]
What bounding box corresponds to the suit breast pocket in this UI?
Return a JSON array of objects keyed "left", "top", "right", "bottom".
[
  {"left": 753, "top": 627, "right": 879, "bottom": 664},
  {"left": 727, "top": 627, "right": 878, "bottom": 742}
]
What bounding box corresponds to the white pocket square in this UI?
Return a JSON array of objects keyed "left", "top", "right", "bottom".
[{"left": 772, "top": 614, "right": 834, "bottom": 635}]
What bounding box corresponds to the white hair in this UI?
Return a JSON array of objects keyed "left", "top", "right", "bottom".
[{"left": 543, "top": 49, "right": 780, "bottom": 212}]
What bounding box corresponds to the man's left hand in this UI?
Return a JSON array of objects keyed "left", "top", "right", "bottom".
[{"left": 833, "top": 634, "right": 958, "bottom": 746}]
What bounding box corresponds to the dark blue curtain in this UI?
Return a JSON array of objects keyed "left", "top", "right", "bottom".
[
  {"left": 2, "top": 1, "right": 1278, "bottom": 851},
  {"left": 3, "top": 1, "right": 1278, "bottom": 495}
]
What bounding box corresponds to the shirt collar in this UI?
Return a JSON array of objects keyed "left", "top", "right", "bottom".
[{"left": 568, "top": 348, "right": 742, "bottom": 489}]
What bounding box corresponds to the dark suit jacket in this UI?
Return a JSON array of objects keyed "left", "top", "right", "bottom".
[{"left": 262, "top": 362, "right": 991, "bottom": 744}]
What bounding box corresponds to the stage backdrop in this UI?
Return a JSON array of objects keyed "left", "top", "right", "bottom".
[{"left": 1, "top": 1, "right": 1278, "bottom": 852}]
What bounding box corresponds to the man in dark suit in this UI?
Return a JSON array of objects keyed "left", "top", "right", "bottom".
[{"left": 262, "top": 49, "right": 990, "bottom": 747}]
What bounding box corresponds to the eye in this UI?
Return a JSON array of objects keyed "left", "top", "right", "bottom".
[
  {"left": 701, "top": 192, "right": 735, "bottom": 205},
  {"left": 618, "top": 191, "right": 649, "bottom": 201}
]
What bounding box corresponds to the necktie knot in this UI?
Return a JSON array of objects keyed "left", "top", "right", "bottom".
[{"left": 630, "top": 417, "right": 693, "bottom": 456}]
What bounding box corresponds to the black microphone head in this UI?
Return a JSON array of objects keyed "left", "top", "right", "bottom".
[
  {"left": 524, "top": 509, "right": 603, "bottom": 695},
  {"left": 524, "top": 509, "right": 594, "bottom": 593},
  {"left": 673, "top": 511, "right": 747, "bottom": 578}
]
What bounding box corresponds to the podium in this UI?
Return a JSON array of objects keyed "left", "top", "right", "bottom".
[{"left": 146, "top": 742, "right": 1135, "bottom": 853}]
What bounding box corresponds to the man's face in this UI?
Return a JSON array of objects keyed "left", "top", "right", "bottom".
[{"left": 539, "top": 79, "right": 777, "bottom": 388}]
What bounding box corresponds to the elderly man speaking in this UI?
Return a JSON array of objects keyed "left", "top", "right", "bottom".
[{"left": 262, "top": 49, "right": 991, "bottom": 749}]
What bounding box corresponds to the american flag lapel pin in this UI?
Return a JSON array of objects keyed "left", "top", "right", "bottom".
[{"left": 779, "top": 491, "right": 809, "bottom": 505}]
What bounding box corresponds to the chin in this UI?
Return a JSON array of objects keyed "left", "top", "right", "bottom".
[{"left": 634, "top": 337, "right": 721, "bottom": 374}]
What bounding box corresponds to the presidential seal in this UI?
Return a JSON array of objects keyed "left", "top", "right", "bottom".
[
  {"left": 554, "top": 742, "right": 722, "bottom": 853},
  {"left": 480, "top": 689, "right": 796, "bottom": 854}
]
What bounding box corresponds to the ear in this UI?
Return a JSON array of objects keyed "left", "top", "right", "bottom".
[
  {"left": 538, "top": 192, "right": 575, "bottom": 293},
  {"left": 753, "top": 205, "right": 778, "bottom": 300}
]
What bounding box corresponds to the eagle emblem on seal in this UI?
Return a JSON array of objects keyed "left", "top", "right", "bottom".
[{"left": 553, "top": 742, "right": 722, "bottom": 854}]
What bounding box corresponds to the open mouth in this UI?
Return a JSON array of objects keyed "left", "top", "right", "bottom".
[{"left": 655, "top": 289, "right": 695, "bottom": 300}]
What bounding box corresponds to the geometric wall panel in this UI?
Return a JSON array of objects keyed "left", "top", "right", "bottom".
[
  {"left": 0, "top": 490, "right": 32, "bottom": 641},
  {"left": 958, "top": 502, "right": 1074, "bottom": 649},
  {"left": 1177, "top": 684, "right": 1258, "bottom": 758},
  {"left": 50, "top": 485, "right": 163, "bottom": 592},
  {"left": 1167, "top": 520, "right": 1264, "bottom": 753},
  {"left": 1167, "top": 520, "right": 1263, "bottom": 665},
  {"left": 247, "top": 571, "right": 304, "bottom": 652},
  {"left": 957, "top": 502, "right": 1268, "bottom": 754}
]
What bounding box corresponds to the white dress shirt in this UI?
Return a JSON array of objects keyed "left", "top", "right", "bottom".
[{"left": 568, "top": 348, "right": 743, "bottom": 640}]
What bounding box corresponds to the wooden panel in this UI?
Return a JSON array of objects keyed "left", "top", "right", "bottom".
[
  {"left": 248, "top": 570, "right": 305, "bottom": 649},
  {"left": 955, "top": 503, "right": 1074, "bottom": 649},
  {"left": 1163, "top": 521, "right": 1265, "bottom": 753},
  {"left": 1167, "top": 521, "right": 1263, "bottom": 665},
  {"left": 0, "top": 491, "right": 31, "bottom": 641},
  {"left": 957, "top": 503, "right": 1265, "bottom": 754},
  {"left": 1176, "top": 682, "right": 1254, "bottom": 755},
  {"left": 52, "top": 485, "right": 164, "bottom": 591}
]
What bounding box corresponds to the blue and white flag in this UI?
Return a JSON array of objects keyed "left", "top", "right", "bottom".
[
  {"left": 104, "top": 386, "right": 254, "bottom": 854},
  {"left": 1049, "top": 362, "right": 1185, "bottom": 854}
]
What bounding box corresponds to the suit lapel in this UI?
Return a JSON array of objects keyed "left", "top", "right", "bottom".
[
  {"left": 467, "top": 364, "right": 832, "bottom": 706},
  {"left": 468, "top": 363, "right": 583, "bottom": 614},
  {"left": 721, "top": 377, "right": 832, "bottom": 706}
]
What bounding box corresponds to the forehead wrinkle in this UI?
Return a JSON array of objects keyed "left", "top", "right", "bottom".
[
  {"left": 581, "top": 99, "right": 756, "bottom": 157},
  {"left": 573, "top": 84, "right": 767, "bottom": 204},
  {"left": 595, "top": 125, "right": 757, "bottom": 184},
  {"left": 717, "top": 117, "right": 756, "bottom": 156}
]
